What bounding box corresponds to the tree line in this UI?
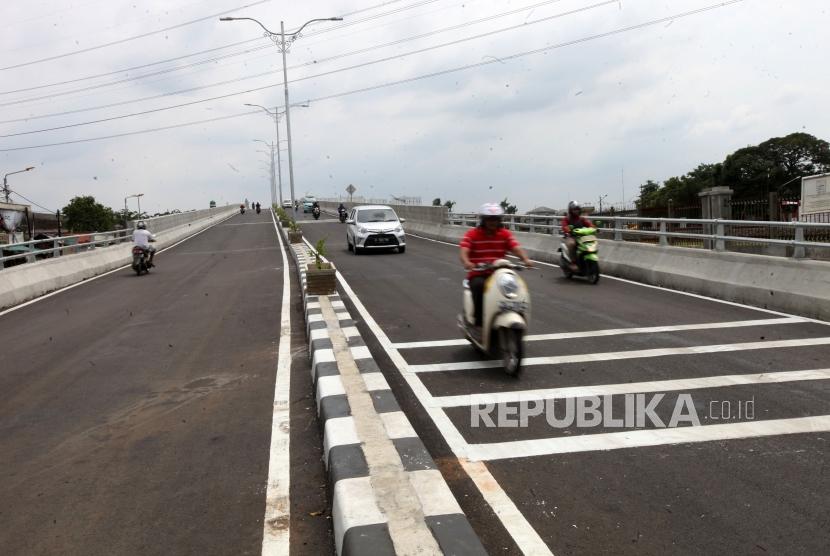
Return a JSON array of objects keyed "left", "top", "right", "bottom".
[
  {"left": 638, "top": 132, "right": 830, "bottom": 208},
  {"left": 60, "top": 196, "right": 180, "bottom": 233}
]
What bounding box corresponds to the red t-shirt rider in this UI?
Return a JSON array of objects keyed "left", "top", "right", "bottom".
[{"left": 459, "top": 203, "right": 532, "bottom": 331}]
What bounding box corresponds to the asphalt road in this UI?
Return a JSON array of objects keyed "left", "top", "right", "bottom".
[
  {"left": 300, "top": 214, "right": 830, "bottom": 555},
  {"left": 0, "top": 210, "right": 332, "bottom": 555}
]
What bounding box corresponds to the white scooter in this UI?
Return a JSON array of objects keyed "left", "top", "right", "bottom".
[{"left": 458, "top": 259, "right": 531, "bottom": 376}]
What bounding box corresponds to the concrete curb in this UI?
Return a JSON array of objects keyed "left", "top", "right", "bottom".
[
  {"left": 277, "top": 223, "right": 486, "bottom": 556},
  {"left": 0, "top": 207, "right": 237, "bottom": 310}
]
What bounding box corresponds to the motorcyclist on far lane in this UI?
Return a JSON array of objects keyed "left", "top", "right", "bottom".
[
  {"left": 561, "top": 201, "right": 594, "bottom": 271},
  {"left": 133, "top": 221, "right": 156, "bottom": 267}
]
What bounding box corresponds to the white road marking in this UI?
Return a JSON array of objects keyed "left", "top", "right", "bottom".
[
  {"left": 435, "top": 368, "right": 830, "bottom": 407},
  {"left": 465, "top": 415, "right": 830, "bottom": 461},
  {"left": 459, "top": 460, "right": 553, "bottom": 555},
  {"left": 331, "top": 256, "right": 553, "bottom": 556},
  {"left": 262, "top": 210, "right": 292, "bottom": 555},
  {"left": 0, "top": 210, "right": 236, "bottom": 318},
  {"left": 409, "top": 337, "right": 830, "bottom": 373},
  {"left": 392, "top": 317, "right": 807, "bottom": 349}
]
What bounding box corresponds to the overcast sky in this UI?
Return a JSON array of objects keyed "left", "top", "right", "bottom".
[{"left": 0, "top": 0, "right": 827, "bottom": 214}]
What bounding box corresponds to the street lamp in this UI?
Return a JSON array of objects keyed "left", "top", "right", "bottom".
[
  {"left": 245, "top": 102, "right": 310, "bottom": 207},
  {"left": 124, "top": 193, "right": 142, "bottom": 227},
  {"left": 221, "top": 15, "right": 342, "bottom": 211},
  {"left": 254, "top": 139, "right": 277, "bottom": 207},
  {"left": 3, "top": 166, "right": 35, "bottom": 203}
]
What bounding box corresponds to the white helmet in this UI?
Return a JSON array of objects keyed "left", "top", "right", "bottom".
[{"left": 478, "top": 203, "right": 504, "bottom": 217}]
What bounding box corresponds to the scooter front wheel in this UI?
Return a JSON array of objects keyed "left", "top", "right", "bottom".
[
  {"left": 587, "top": 260, "right": 600, "bottom": 285},
  {"left": 500, "top": 328, "right": 523, "bottom": 377},
  {"left": 559, "top": 255, "right": 573, "bottom": 279}
]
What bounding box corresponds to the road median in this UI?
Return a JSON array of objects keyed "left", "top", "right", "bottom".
[{"left": 278, "top": 221, "right": 485, "bottom": 556}]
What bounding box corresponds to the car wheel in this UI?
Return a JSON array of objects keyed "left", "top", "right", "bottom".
[
  {"left": 353, "top": 241, "right": 361, "bottom": 255},
  {"left": 347, "top": 236, "right": 353, "bottom": 251},
  {"left": 398, "top": 246, "right": 406, "bottom": 254}
]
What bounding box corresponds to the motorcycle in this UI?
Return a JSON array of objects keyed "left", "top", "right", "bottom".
[
  {"left": 131, "top": 246, "right": 153, "bottom": 276},
  {"left": 558, "top": 226, "right": 600, "bottom": 284},
  {"left": 240, "top": 204, "right": 246, "bottom": 215},
  {"left": 458, "top": 260, "right": 530, "bottom": 376},
  {"left": 312, "top": 206, "right": 321, "bottom": 220},
  {"left": 256, "top": 205, "right": 261, "bottom": 214},
  {"left": 338, "top": 208, "right": 347, "bottom": 223}
]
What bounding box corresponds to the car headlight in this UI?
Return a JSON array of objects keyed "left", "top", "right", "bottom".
[
  {"left": 394, "top": 226, "right": 403, "bottom": 233},
  {"left": 358, "top": 226, "right": 368, "bottom": 234},
  {"left": 497, "top": 274, "right": 520, "bottom": 299}
]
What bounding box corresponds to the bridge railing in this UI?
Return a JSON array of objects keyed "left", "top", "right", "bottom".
[
  {"left": 0, "top": 229, "right": 133, "bottom": 269},
  {"left": 446, "top": 213, "right": 830, "bottom": 259}
]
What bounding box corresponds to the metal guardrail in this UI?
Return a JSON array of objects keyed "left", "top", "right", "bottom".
[
  {"left": 0, "top": 229, "right": 133, "bottom": 269},
  {"left": 446, "top": 214, "right": 830, "bottom": 259}
]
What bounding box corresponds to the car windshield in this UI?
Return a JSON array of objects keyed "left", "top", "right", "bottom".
[{"left": 357, "top": 209, "right": 398, "bottom": 223}]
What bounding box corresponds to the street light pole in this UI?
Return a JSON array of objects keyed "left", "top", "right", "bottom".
[
  {"left": 221, "top": 15, "right": 341, "bottom": 210},
  {"left": 254, "top": 139, "right": 277, "bottom": 207},
  {"left": 279, "top": 21, "right": 298, "bottom": 213},
  {"left": 246, "top": 103, "right": 310, "bottom": 207},
  {"left": 3, "top": 166, "right": 35, "bottom": 203}
]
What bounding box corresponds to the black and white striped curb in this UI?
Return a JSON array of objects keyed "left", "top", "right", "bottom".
[{"left": 278, "top": 224, "right": 485, "bottom": 555}]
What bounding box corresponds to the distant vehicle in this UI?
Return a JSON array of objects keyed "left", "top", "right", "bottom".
[
  {"left": 346, "top": 205, "right": 406, "bottom": 254},
  {"left": 131, "top": 246, "right": 153, "bottom": 276},
  {"left": 303, "top": 196, "right": 316, "bottom": 213},
  {"left": 282, "top": 200, "right": 293, "bottom": 209}
]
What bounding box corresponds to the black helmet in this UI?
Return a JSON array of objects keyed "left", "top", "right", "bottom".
[
  {"left": 568, "top": 201, "right": 581, "bottom": 214},
  {"left": 136, "top": 220, "right": 147, "bottom": 230}
]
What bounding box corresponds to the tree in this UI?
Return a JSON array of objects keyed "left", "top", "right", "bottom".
[
  {"left": 723, "top": 133, "right": 830, "bottom": 198},
  {"left": 62, "top": 196, "right": 117, "bottom": 232},
  {"left": 500, "top": 198, "right": 518, "bottom": 214},
  {"left": 443, "top": 200, "right": 456, "bottom": 211},
  {"left": 432, "top": 198, "right": 442, "bottom": 206}
]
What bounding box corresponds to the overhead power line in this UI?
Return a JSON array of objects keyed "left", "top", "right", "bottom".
[
  {"left": 0, "top": 42, "right": 275, "bottom": 108},
  {"left": 0, "top": 0, "right": 607, "bottom": 124},
  {"left": 339, "top": 0, "right": 409, "bottom": 18},
  {"left": 0, "top": 37, "right": 266, "bottom": 96},
  {"left": 0, "top": 0, "right": 271, "bottom": 72},
  {"left": 9, "top": 190, "right": 55, "bottom": 213},
  {"left": 0, "top": 0, "right": 746, "bottom": 152},
  {"left": 0, "top": 0, "right": 415, "bottom": 96}
]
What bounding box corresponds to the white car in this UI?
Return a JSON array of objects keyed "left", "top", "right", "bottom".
[
  {"left": 346, "top": 205, "right": 406, "bottom": 254},
  {"left": 281, "top": 200, "right": 293, "bottom": 209}
]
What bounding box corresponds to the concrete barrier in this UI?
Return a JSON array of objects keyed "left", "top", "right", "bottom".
[
  {"left": 0, "top": 206, "right": 236, "bottom": 310},
  {"left": 317, "top": 201, "right": 447, "bottom": 224},
  {"left": 402, "top": 220, "right": 830, "bottom": 321}
]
